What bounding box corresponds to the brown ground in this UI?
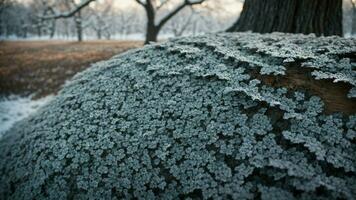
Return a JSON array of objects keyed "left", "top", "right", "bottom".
[{"left": 0, "top": 40, "right": 142, "bottom": 98}]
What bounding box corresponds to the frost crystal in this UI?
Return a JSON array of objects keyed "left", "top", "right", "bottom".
[{"left": 0, "top": 33, "right": 355, "bottom": 200}]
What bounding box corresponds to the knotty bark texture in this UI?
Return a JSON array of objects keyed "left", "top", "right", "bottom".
[{"left": 227, "top": 0, "right": 343, "bottom": 36}]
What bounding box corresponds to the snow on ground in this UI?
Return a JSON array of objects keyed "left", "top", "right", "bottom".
[{"left": 0, "top": 95, "right": 54, "bottom": 138}]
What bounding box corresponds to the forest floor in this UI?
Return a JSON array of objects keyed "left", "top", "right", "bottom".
[{"left": 0, "top": 40, "right": 142, "bottom": 98}]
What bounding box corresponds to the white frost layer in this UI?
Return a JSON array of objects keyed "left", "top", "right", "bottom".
[{"left": 0, "top": 95, "right": 54, "bottom": 138}]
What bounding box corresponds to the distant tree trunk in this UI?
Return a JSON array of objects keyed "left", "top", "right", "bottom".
[
  {"left": 75, "top": 11, "right": 83, "bottom": 42},
  {"left": 64, "top": 19, "right": 69, "bottom": 39},
  {"left": 96, "top": 29, "right": 102, "bottom": 39},
  {"left": 47, "top": 8, "right": 56, "bottom": 39},
  {"left": 104, "top": 30, "right": 111, "bottom": 40},
  {"left": 0, "top": 18, "right": 3, "bottom": 36},
  {"left": 23, "top": 26, "right": 27, "bottom": 38},
  {"left": 36, "top": 24, "right": 42, "bottom": 37},
  {"left": 227, "top": 0, "right": 343, "bottom": 36},
  {"left": 49, "top": 20, "right": 56, "bottom": 38},
  {"left": 21, "top": 21, "right": 27, "bottom": 38}
]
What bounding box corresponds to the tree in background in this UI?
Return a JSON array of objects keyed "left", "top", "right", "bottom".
[
  {"left": 88, "top": 0, "right": 113, "bottom": 39},
  {"left": 227, "top": 0, "right": 343, "bottom": 36},
  {"left": 135, "top": 0, "right": 205, "bottom": 44},
  {"left": 39, "top": 0, "right": 206, "bottom": 43},
  {"left": 0, "top": 0, "right": 10, "bottom": 16},
  {"left": 114, "top": 6, "right": 144, "bottom": 38},
  {"left": 40, "top": 0, "right": 94, "bottom": 41},
  {"left": 0, "top": 0, "right": 31, "bottom": 37},
  {"left": 169, "top": 8, "right": 195, "bottom": 37}
]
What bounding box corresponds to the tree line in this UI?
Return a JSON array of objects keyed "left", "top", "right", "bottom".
[
  {"left": 0, "top": 0, "right": 234, "bottom": 43},
  {"left": 1, "top": 0, "right": 356, "bottom": 44}
]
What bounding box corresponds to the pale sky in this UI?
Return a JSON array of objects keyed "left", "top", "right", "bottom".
[
  {"left": 18, "top": 0, "right": 244, "bottom": 18},
  {"left": 114, "top": 0, "right": 244, "bottom": 14}
]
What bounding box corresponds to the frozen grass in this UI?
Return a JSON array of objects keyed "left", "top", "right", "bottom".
[{"left": 0, "top": 95, "right": 54, "bottom": 138}]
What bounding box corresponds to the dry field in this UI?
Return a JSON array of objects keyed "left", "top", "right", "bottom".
[{"left": 0, "top": 40, "right": 142, "bottom": 98}]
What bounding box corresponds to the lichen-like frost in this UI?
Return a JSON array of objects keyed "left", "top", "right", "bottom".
[{"left": 0, "top": 33, "right": 355, "bottom": 200}]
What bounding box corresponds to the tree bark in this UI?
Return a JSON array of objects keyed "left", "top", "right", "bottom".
[
  {"left": 145, "top": 24, "right": 158, "bottom": 44},
  {"left": 227, "top": 0, "right": 343, "bottom": 36},
  {"left": 143, "top": 0, "right": 157, "bottom": 44}
]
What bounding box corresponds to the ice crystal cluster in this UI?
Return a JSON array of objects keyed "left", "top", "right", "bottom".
[{"left": 0, "top": 33, "right": 355, "bottom": 200}]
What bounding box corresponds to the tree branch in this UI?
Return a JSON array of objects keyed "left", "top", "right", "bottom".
[
  {"left": 135, "top": 0, "right": 146, "bottom": 6},
  {"left": 41, "top": 0, "right": 95, "bottom": 20},
  {"left": 157, "top": 0, "right": 204, "bottom": 29},
  {"left": 156, "top": 0, "right": 171, "bottom": 10}
]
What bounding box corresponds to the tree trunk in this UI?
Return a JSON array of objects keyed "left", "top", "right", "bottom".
[
  {"left": 76, "top": 22, "right": 82, "bottom": 42},
  {"left": 0, "top": 18, "right": 3, "bottom": 36},
  {"left": 227, "top": 0, "right": 343, "bottom": 36},
  {"left": 75, "top": 11, "right": 83, "bottom": 42},
  {"left": 50, "top": 20, "right": 56, "bottom": 38},
  {"left": 97, "top": 29, "right": 102, "bottom": 39},
  {"left": 145, "top": 23, "right": 158, "bottom": 44},
  {"left": 144, "top": 1, "right": 158, "bottom": 44},
  {"left": 23, "top": 27, "right": 27, "bottom": 38},
  {"left": 37, "top": 25, "right": 42, "bottom": 37},
  {"left": 104, "top": 31, "right": 111, "bottom": 40},
  {"left": 22, "top": 25, "right": 27, "bottom": 38},
  {"left": 138, "top": 0, "right": 204, "bottom": 44}
]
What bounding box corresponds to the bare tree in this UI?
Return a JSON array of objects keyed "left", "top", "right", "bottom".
[
  {"left": 135, "top": 0, "right": 205, "bottom": 44},
  {"left": 29, "top": 0, "right": 61, "bottom": 38},
  {"left": 88, "top": 0, "right": 112, "bottom": 39},
  {"left": 42, "top": 2, "right": 57, "bottom": 38},
  {"left": 0, "top": 0, "right": 12, "bottom": 36},
  {"left": 0, "top": 0, "right": 11, "bottom": 16},
  {"left": 115, "top": 7, "right": 138, "bottom": 37},
  {"left": 41, "top": 0, "right": 95, "bottom": 20},
  {"left": 227, "top": 0, "right": 343, "bottom": 36},
  {"left": 90, "top": 13, "right": 109, "bottom": 39},
  {"left": 1, "top": 0, "right": 237, "bottom": 40},
  {"left": 167, "top": 7, "right": 196, "bottom": 37},
  {"left": 40, "top": 0, "right": 93, "bottom": 41},
  {"left": 0, "top": 0, "right": 33, "bottom": 37},
  {"left": 35, "top": 0, "right": 94, "bottom": 41},
  {"left": 38, "top": 0, "right": 206, "bottom": 43}
]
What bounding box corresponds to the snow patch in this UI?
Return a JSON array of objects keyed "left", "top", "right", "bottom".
[{"left": 0, "top": 95, "right": 54, "bottom": 138}]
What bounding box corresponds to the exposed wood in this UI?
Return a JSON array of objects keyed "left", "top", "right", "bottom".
[{"left": 251, "top": 65, "right": 356, "bottom": 115}]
